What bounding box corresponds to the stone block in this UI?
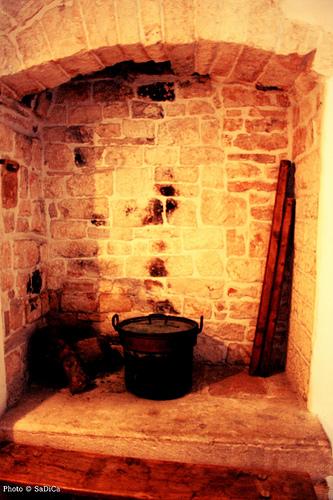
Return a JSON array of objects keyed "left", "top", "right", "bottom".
[
  {"left": 61, "top": 293, "right": 98, "bottom": 313},
  {"left": 47, "top": 105, "right": 67, "bottom": 125},
  {"left": 245, "top": 117, "right": 287, "bottom": 133},
  {"left": 145, "top": 146, "right": 179, "bottom": 165},
  {"left": 50, "top": 241, "right": 99, "bottom": 259},
  {"left": 93, "top": 80, "right": 133, "bottom": 103},
  {"left": 9, "top": 298, "right": 25, "bottom": 332},
  {"left": 122, "top": 119, "right": 155, "bottom": 140},
  {"left": 31, "top": 200, "right": 47, "bottom": 234},
  {"left": 201, "top": 119, "right": 220, "bottom": 145},
  {"left": 114, "top": 167, "right": 151, "bottom": 197},
  {"left": 211, "top": 42, "right": 242, "bottom": 76},
  {"left": 99, "top": 293, "right": 132, "bottom": 313},
  {"left": 180, "top": 146, "right": 224, "bottom": 165},
  {"left": 230, "top": 46, "right": 270, "bottom": 83},
  {"left": 50, "top": 221, "right": 87, "bottom": 239},
  {"left": 195, "top": 251, "right": 223, "bottom": 276},
  {"left": 227, "top": 181, "right": 276, "bottom": 192},
  {"left": 227, "top": 153, "right": 276, "bottom": 164},
  {"left": 201, "top": 190, "right": 247, "bottom": 226},
  {"left": 227, "top": 258, "right": 264, "bottom": 282},
  {"left": 41, "top": 1, "right": 87, "bottom": 60},
  {"left": 166, "top": 199, "right": 197, "bottom": 226},
  {"left": 112, "top": 199, "right": 144, "bottom": 227},
  {"left": 67, "top": 258, "right": 123, "bottom": 279},
  {"left": 184, "top": 297, "right": 212, "bottom": 320},
  {"left": 226, "top": 229, "right": 246, "bottom": 256},
  {"left": 16, "top": 20, "right": 51, "bottom": 67},
  {"left": 164, "top": 103, "right": 186, "bottom": 117},
  {"left": 229, "top": 301, "right": 259, "bottom": 319},
  {"left": 167, "top": 278, "right": 224, "bottom": 299},
  {"left": 158, "top": 117, "right": 200, "bottom": 145},
  {"left": 105, "top": 145, "right": 143, "bottom": 167},
  {"left": 201, "top": 166, "right": 224, "bottom": 188},
  {"left": 132, "top": 100, "right": 164, "bottom": 119},
  {"left": 68, "top": 105, "right": 102, "bottom": 125},
  {"left": 0, "top": 123, "right": 14, "bottom": 153},
  {"left": 227, "top": 285, "right": 261, "bottom": 299},
  {"left": 44, "top": 144, "right": 73, "bottom": 171},
  {"left": 234, "top": 133, "right": 288, "bottom": 151},
  {"left": 14, "top": 240, "right": 40, "bottom": 269},
  {"left": 3, "top": 212, "right": 15, "bottom": 233},
  {"left": 102, "top": 102, "right": 129, "bottom": 119},
  {"left": 188, "top": 100, "right": 215, "bottom": 115},
  {"left": 66, "top": 172, "right": 113, "bottom": 197},
  {"left": 43, "top": 177, "right": 65, "bottom": 198},
  {"left": 250, "top": 206, "right": 274, "bottom": 221},
  {"left": 177, "top": 78, "right": 213, "bottom": 98},
  {"left": 1, "top": 167, "right": 18, "bottom": 209},
  {"left": 214, "top": 322, "right": 246, "bottom": 341},
  {"left": 60, "top": 51, "right": 103, "bottom": 79},
  {"left": 57, "top": 198, "right": 109, "bottom": 220},
  {"left": 226, "top": 343, "right": 251, "bottom": 365},
  {"left": 183, "top": 227, "right": 223, "bottom": 250},
  {"left": 94, "top": 123, "right": 122, "bottom": 144}
]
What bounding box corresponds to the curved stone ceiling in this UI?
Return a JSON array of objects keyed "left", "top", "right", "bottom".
[{"left": 0, "top": 0, "right": 332, "bottom": 98}]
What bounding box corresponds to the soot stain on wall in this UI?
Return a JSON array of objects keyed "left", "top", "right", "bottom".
[
  {"left": 137, "top": 82, "right": 175, "bottom": 101},
  {"left": 148, "top": 258, "right": 168, "bottom": 277},
  {"left": 143, "top": 199, "right": 163, "bottom": 225}
]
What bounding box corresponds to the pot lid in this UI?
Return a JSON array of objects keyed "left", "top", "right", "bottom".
[{"left": 119, "top": 314, "right": 198, "bottom": 335}]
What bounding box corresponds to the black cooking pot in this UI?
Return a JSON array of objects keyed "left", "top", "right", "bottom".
[{"left": 112, "top": 313, "right": 203, "bottom": 400}]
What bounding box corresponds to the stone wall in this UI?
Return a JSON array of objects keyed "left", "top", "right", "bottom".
[
  {"left": 42, "top": 70, "right": 290, "bottom": 364},
  {"left": 287, "top": 72, "right": 324, "bottom": 399},
  {"left": 0, "top": 116, "right": 48, "bottom": 407}
]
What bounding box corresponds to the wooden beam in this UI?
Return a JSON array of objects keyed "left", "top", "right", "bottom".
[
  {"left": 249, "top": 160, "right": 292, "bottom": 375},
  {"left": 259, "top": 198, "right": 295, "bottom": 376},
  {"left": 0, "top": 442, "right": 316, "bottom": 499}
]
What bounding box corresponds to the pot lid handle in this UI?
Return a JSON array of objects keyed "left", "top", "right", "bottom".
[
  {"left": 112, "top": 313, "right": 120, "bottom": 331},
  {"left": 148, "top": 313, "right": 168, "bottom": 325}
]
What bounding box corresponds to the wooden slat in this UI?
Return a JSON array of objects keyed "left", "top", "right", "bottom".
[
  {"left": 259, "top": 198, "right": 295, "bottom": 376},
  {"left": 0, "top": 442, "right": 316, "bottom": 499},
  {"left": 249, "top": 160, "right": 291, "bottom": 375}
]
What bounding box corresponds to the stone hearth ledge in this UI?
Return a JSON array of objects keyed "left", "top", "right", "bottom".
[{"left": 0, "top": 370, "right": 332, "bottom": 481}]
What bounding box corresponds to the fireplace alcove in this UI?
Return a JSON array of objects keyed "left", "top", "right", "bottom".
[{"left": 1, "top": 0, "right": 333, "bottom": 493}]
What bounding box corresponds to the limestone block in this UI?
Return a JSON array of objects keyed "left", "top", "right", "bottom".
[
  {"left": 60, "top": 51, "right": 103, "bottom": 79},
  {"left": 234, "top": 133, "right": 288, "bottom": 151},
  {"left": 157, "top": 117, "right": 200, "bottom": 145},
  {"left": 99, "top": 292, "right": 132, "bottom": 313},
  {"left": 201, "top": 165, "right": 224, "bottom": 188},
  {"left": 112, "top": 199, "right": 145, "bottom": 227},
  {"left": 229, "top": 301, "right": 259, "bottom": 319},
  {"left": 226, "top": 162, "right": 261, "bottom": 179},
  {"left": 50, "top": 221, "right": 87, "bottom": 240},
  {"left": 166, "top": 255, "right": 193, "bottom": 277},
  {"left": 132, "top": 101, "right": 164, "bottom": 119},
  {"left": 61, "top": 293, "right": 98, "bottom": 313},
  {"left": 105, "top": 146, "right": 143, "bottom": 167},
  {"left": 250, "top": 206, "right": 274, "bottom": 221},
  {"left": 162, "top": 0, "right": 194, "bottom": 44},
  {"left": 183, "top": 297, "right": 212, "bottom": 320},
  {"left": 195, "top": 40, "right": 219, "bottom": 75},
  {"left": 94, "top": 123, "right": 122, "bottom": 144},
  {"left": 123, "top": 119, "right": 155, "bottom": 139},
  {"left": 79, "top": 0, "right": 118, "bottom": 48},
  {"left": 227, "top": 258, "right": 264, "bottom": 282},
  {"left": 3, "top": 212, "right": 15, "bottom": 233},
  {"left": 41, "top": 1, "right": 88, "bottom": 60},
  {"left": 138, "top": 0, "right": 163, "bottom": 46},
  {"left": 227, "top": 180, "right": 276, "bottom": 192},
  {"left": 68, "top": 105, "right": 102, "bottom": 125},
  {"left": 57, "top": 198, "right": 109, "bottom": 220},
  {"left": 9, "top": 298, "right": 24, "bottom": 332},
  {"left": 180, "top": 146, "right": 224, "bottom": 165},
  {"left": 201, "top": 119, "right": 220, "bottom": 145},
  {"left": 194, "top": 250, "right": 223, "bottom": 276},
  {"left": 177, "top": 78, "right": 213, "bottom": 99},
  {"left": 67, "top": 258, "right": 124, "bottom": 279},
  {"left": 227, "top": 153, "right": 276, "bottom": 164},
  {"left": 47, "top": 105, "right": 67, "bottom": 125},
  {"left": 226, "top": 229, "right": 246, "bottom": 256},
  {"left": 31, "top": 200, "right": 47, "bottom": 234},
  {"left": 183, "top": 227, "right": 223, "bottom": 250},
  {"left": 44, "top": 144, "right": 73, "bottom": 171},
  {"left": 66, "top": 172, "right": 113, "bottom": 197},
  {"left": 214, "top": 322, "right": 246, "bottom": 341},
  {"left": 230, "top": 46, "right": 270, "bottom": 83},
  {"left": 221, "top": 86, "right": 274, "bottom": 107},
  {"left": 166, "top": 199, "right": 197, "bottom": 226},
  {"left": 227, "top": 285, "right": 261, "bottom": 299},
  {"left": 145, "top": 146, "right": 179, "bottom": 166},
  {"left": 249, "top": 221, "right": 270, "bottom": 258},
  {"left": 15, "top": 133, "right": 32, "bottom": 165},
  {"left": 26, "top": 62, "right": 68, "bottom": 90},
  {"left": 16, "top": 219, "right": 29, "bottom": 232},
  {"left": 167, "top": 278, "right": 224, "bottom": 299},
  {"left": 50, "top": 241, "right": 99, "bottom": 259},
  {"left": 211, "top": 42, "right": 242, "bottom": 77},
  {"left": 1, "top": 241, "right": 12, "bottom": 269},
  {"left": 155, "top": 165, "right": 198, "bottom": 182},
  {"left": 0, "top": 123, "right": 14, "bottom": 152},
  {"left": 114, "top": 167, "right": 151, "bottom": 197},
  {"left": 16, "top": 20, "right": 51, "bottom": 67},
  {"left": 107, "top": 241, "right": 132, "bottom": 255},
  {"left": 93, "top": 80, "right": 133, "bottom": 103},
  {"left": 103, "top": 102, "right": 130, "bottom": 119},
  {"left": 47, "top": 260, "right": 67, "bottom": 290},
  {"left": 1, "top": 270, "right": 14, "bottom": 292},
  {"left": 43, "top": 177, "right": 65, "bottom": 198},
  {"left": 245, "top": 117, "right": 287, "bottom": 133},
  {"left": 14, "top": 240, "right": 39, "bottom": 269},
  {"left": 201, "top": 190, "right": 247, "bottom": 226},
  {"left": 164, "top": 103, "right": 186, "bottom": 117},
  {"left": 188, "top": 101, "right": 215, "bottom": 115}
]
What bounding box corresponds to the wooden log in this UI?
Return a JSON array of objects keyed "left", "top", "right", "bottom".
[
  {"left": 249, "top": 160, "right": 291, "bottom": 375},
  {"left": 0, "top": 442, "right": 317, "bottom": 499},
  {"left": 259, "top": 198, "right": 295, "bottom": 376}
]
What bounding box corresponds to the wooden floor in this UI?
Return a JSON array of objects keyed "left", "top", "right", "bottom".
[{"left": 0, "top": 441, "right": 317, "bottom": 499}]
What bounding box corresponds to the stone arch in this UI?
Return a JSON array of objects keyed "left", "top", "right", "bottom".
[{"left": 0, "top": 0, "right": 332, "bottom": 97}]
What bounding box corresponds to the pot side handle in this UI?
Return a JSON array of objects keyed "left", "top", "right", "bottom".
[
  {"left": 112, "top": 313, "right": 120, "bottom": 331},
  {"left": 198, "top": 316, "right": 204, "bottom": 333}
]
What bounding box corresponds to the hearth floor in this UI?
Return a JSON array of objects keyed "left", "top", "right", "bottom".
[{"left": 0, "top": 366, "right": 332, "bottom": 482}]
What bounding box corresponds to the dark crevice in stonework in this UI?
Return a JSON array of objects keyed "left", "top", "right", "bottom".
[
  {"left": 74, "top": 148, "right": 86, "bottom": 166},
  {"left": 137, "top": 82, "right": 175, "bottom": 101},
  {"left": 166, "top": 198, "right": 178, "bottom": 217},
  {"left": 159, "top": 185, "right": 176, "bottom": 196},
  {"left": 27, "top": 269, "right": 43, "bottom": 295}
]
